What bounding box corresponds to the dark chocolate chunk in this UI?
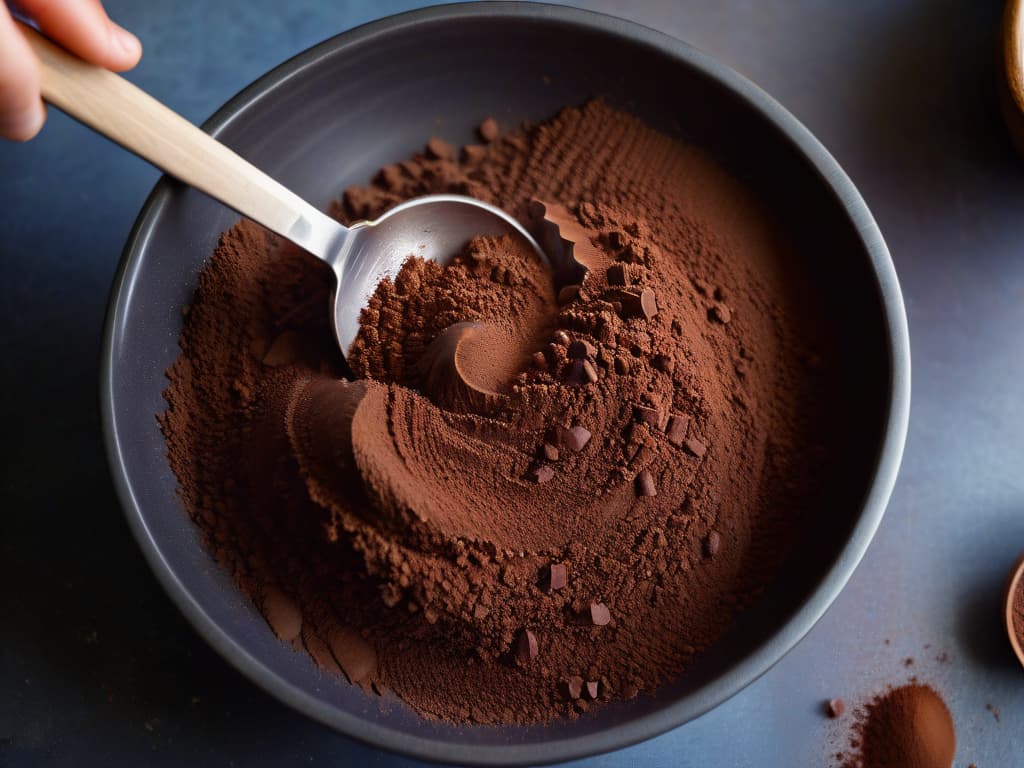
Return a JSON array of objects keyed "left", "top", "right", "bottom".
[
  {"left": 636, "top": 469, "right": 657, "bottom": 497},
  {"left": 516, "top": 629, "right": 539, "bottom": 662},
  {"left": 563, "top": 425, "right": 592, "bottom": 452},
  {"left": 532, "top": 351, "right": 548, "bottom": 370},
  {"left": 478, "top": 116, "right": 500, "bottom": 142},
  {"left": 614, "top": 355, "right": 631, "bottom": 375},
  {"left": 684, "top": 437, "right": 707, "bottom": 458},
  {"left": 639, "top": 289, "right": 659, "bottom": 319},
  {"left": 554, "top": 330, "right": 571, "bottom": 346},
  {"left": 826, "top": 698, "right": 846, "bottom": 718},
  {"left": 582, "top": 360, "right": 599, "bottom": 383},
  {"left": 619, "top": 288, "right": 658, "bottom": 320},
  {"left": 567, "top": 675, "right": 584, "bottom": 700},
  {"left": 542, "top": 443, "right": 560, "bottom": 462},
  {"left": 703, "top": 531, "right": 721, "bottom": 558},
  {"left": 635, "top": 404, "right": 664, "bottom": 430},
  {"left": 606, "top": 263, "right": 628, "bottom": 286},
  {"left": 586, "top": 680, "right": 600, "bottom": 699},
  {"left": 426, "top": 136, "right": 455, "bottom": 160},
  {"left": 549, "top": 562, "right": 567, "bottom": 591},
  {"left": 567, "top": 340, "right": 590, "bottom": 359},
  {"left": 564, "top": 360, "right": 587, "bottom": 385},
  {"left": 530, "top": 465, "right": 555, "bottom": 484},
  {"left": 590, "top": 602, "right": 611, "bottom": 626},
  {"left": 558, "top": 284, "right": 582, "bottom": 304},
  {"left": 666, "top": 413, "right": 690, "bottom": 446}
]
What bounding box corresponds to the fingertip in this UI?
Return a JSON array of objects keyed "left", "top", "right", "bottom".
[
  {"left": 2, "top": 100, "right": 46, "bottom": 142},
  {"left": 107, "top": 22, "right": 142, "bottom": 71}
]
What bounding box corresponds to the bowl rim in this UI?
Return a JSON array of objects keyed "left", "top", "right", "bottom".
[
  {"left": 1003, "top": 552, "right": 1024, "bottom": 668},
  {"left": 100, "top": 2, "right": 911, "bottom": 765}
]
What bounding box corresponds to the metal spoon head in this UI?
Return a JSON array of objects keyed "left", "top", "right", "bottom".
[{"left": 329, "top": 194, "right": 546, "bottom": 355}]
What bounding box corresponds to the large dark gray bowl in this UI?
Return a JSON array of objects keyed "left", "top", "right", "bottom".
[{"left": 101, "top": 3, "right": 910, "bottom": 765}]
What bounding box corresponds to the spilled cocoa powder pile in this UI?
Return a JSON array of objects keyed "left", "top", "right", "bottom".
[
  {"left": 835, "top": 684, "right": 956, "bottom": 768},
  {"left": 160, "top": 100, "right": 838, "bottom": 723}
]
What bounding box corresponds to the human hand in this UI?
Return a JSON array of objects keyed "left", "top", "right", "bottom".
[{"left": 1, "top": 0, "right": 141, "bottom": 141}]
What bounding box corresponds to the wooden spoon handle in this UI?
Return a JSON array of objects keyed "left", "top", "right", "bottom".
[{"left": 18, "top": 21, "right": 340, "bottom": 256}]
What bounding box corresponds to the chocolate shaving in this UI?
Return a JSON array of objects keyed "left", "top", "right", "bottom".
[
  {"left": 636, "top": 469, "right": 657, "bottom": 497},
  {"left": 683, "top": 437, "right": 707, "bottom": 458},
  {"left": 666, "top": 413, "right": 690, "bottom": 446},
  {"left": 516, "top": 629, "right": 539, "bottom": 663},
  {"left": 549, "top": 562, "right": 567, "bottom": 591},
  {"left": 529, "top": 198, "right": 603, "bottom": 287},
  {"left": 616, "top": 288, "right": 658, "bottom": 320},
  {"left": 635, "top": 404, "right": 665, "bottom": 430},
  {"left": 562, "top": 425, "right": 592, "bottom": 452}
]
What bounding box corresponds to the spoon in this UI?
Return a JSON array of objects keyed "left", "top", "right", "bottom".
[
  {"left": 1001, "top": 0, "right": 1024, "bottom": 155},
  {"left": 18, "top": 22, "right": 545, "bottom": 354},
  {"left": 1004, "top": 552, "right": 1024, "bottom": 669}
]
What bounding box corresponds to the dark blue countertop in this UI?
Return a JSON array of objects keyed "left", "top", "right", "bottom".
[{"left": 2, "top": 1, "right": 1022, "bottom": 765}]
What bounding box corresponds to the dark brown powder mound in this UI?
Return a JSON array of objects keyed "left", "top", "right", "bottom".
[
  {"left": 838, "top": 685, "right": 956, "bottom": 768},
  {"left": 161, "top": 100, "right": 839, "bottom": 724}
]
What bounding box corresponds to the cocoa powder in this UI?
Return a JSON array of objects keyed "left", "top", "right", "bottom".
[
  {"left": 161, "top": 101, "right": 838, "bottom": 724},
  {"left": 837, "top": 684, "right": 956, "bottom": 768}
]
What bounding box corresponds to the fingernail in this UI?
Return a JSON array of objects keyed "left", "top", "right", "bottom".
[
  {"left": 113, "top": 25, "right": 141, "bottom": 58},
  {"left": 3, "top": 101, "right": 46, "bottom": 142}
]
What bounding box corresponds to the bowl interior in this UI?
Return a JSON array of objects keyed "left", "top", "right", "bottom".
[{"left": 105, "top": 5, "right": 901, "bottom": 764}]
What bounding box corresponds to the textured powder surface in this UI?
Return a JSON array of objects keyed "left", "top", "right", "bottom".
[
  {"left": 836, "top": 684, "right": 956, "bottom": 768},
  {"left": 161, "top": 101, "right": 839, "bottom": 724},
  {"left": 1014, "top": 572, "right": 1024, "bottom": 652}
]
